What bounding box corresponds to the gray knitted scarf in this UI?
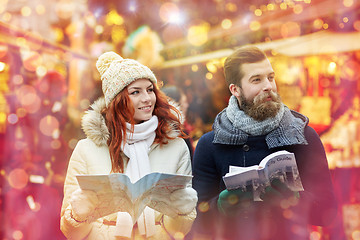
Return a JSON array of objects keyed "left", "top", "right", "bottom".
[{"left": 213, "top": 95, "right": 309, "bottom": 148}]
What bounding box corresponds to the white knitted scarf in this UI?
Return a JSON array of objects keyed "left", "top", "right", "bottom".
[{"left": 116, "top": 116, "right": 158, "bottom": 238}]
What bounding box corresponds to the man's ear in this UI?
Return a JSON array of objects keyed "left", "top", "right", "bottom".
[{"left": 229, "top": 84, "right": 241, "bottom": 97}]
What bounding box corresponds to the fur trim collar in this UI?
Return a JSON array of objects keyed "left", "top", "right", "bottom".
[
  {"left": 81, "top": 97, "right": 182, "bottom": 147},
  {"left": 81, "top": 98, "right": 109, "bottom": 146}
]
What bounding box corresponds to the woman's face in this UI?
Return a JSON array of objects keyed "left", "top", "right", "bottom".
[{"left": 127, "top": 78, "right": 156, "bottom": 124}]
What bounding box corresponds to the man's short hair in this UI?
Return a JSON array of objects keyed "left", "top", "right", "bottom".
[{"left": 224, "top": 46, "right": 267, "bottom": 86}]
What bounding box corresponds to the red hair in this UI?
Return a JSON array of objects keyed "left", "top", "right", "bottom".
[{"left": 102, "top": 82, "right": 185, "bottom": 173}]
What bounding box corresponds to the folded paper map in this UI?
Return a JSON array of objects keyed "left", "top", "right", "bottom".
[{"left": 76, "top": 172, "right": 192, "bottom": 222}]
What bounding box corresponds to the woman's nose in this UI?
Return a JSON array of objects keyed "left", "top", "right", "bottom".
[{"left": 142, "top": 92, "right": 151, "bottom": 101}]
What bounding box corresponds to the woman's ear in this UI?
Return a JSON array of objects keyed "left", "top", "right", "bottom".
[{"left": 229, "top": 84, "right": 241, "bottom": 97}]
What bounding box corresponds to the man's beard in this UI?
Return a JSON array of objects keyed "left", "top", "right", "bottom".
[{"left": 240, "top": 90, "right": 282, "bottom": 121}]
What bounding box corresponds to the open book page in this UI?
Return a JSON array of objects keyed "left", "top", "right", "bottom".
[
  {"left": 76, "top": 172, "right": 192, "bottom": 222},
  {"left": 222, "top": 150, "right": 304, "bottom": 201},
  {"left": 260, "top": 150, "right": 304, "bottom": 192}
]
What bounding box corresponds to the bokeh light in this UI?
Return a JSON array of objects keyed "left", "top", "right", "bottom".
[
  {"left": 280, "top": 22, "right": 301, "bottom": 38},
  {"left": 221, "top": 19, "right": 232, "bottom": 30},
  {"left": 205, "top": 72, "right": 213, "bottom": 80},
  {"left": 8, "top": 168, "right": 29, "bottom": 190},
  {"left": 35, "top": 4, "right": 46, "bottom": 15},
  {"left": 191, "top": 64, "right": 198, "bottom": 72},
  {"left": 12, "top": 230, "right": 24, "bottom": 240},
  {"left": 159, "top": 2, "right": 183, "bottom": 24},
  {"left": 249, "top": 21, "right": 261, "bottom": 31},
  {"left": 343, "top": 0, "right": 354, "bottom": 7},
  {"left": 16, "top": 85, "right": 41, "bottom": 114},
  {"left": 198, "top": 201, "right": 209, "bottom": 213},
  {"left": 293, "top": 4, "right": 303, "bottom": 14},
  {"left": 187, "top": 21, "right": 210, "bottom": 46},
  {"left": 354, "top": 20, "right": 360, "bottom": 31},
  {"left": 352, "top": 230, "right": 360, "bottom": 240},
  {"left": 39, "top": 115, "right": 60, "bottom": 137},
  {"left": 21, "top": 6, "right": 32, "bottom": 17},
  {"left": 310, "top": 231, "right": 321, "bottom": 240},
  {"left": 8, "top": 113, "right": 18, "bottom": 124},
  {"left": 254, "top": 9, "right": 262, "bottom": 17},
  {"left": 106, "top": 10, "right": 124, "bottom": 26},
  {"left": 313, "top": 19, "right": 324, "bottom": 29}
]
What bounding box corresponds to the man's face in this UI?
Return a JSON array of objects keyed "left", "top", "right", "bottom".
[{"left": 229, "top": 59, "right": 282, "bottom": 121}]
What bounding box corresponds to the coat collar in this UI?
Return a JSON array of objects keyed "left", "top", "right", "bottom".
[{"left": 81, "top": 97, "right": 109, "bottom": 146}]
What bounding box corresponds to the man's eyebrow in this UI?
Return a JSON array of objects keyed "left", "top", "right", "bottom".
[
  {"left": 249, "top": 74, "right": 261, "bottom": 79},
  {"left": 249, "top": 72, "right": 275, "bottom": 78}
]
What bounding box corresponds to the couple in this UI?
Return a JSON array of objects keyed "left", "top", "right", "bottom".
[{"left": 60, "top": 46, "right": 337, "bottom": 239}]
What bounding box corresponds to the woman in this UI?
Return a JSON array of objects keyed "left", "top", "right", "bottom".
[{"left": 60, "top": 52, "right": 197, "bottom": 239}]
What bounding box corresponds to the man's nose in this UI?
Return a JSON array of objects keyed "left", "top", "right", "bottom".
[{"left": 263, "top": 79, "right": 273, "bottom": 91}]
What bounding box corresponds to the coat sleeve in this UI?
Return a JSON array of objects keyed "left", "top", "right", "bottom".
[
  {"left": 295, "top": 126, "right": 338, "bottom": 226},
  {"left": 161, "top": 138, "right": 197, "bottom": 237},
  {"left": 60, "top": 140, "right": 94, "bottom": 239},
  {"left": 191, "top": 132, "right": 222, "bottom": 236}
]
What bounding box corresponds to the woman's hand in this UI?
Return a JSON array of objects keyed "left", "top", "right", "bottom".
[
  {"left": 70, "top": 189, "right": 99, "bottom": 222},
  {"left": 151, "top": 187, "right": 198, "bottom": 217}
]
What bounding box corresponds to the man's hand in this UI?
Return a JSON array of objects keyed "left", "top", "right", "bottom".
[
  {"left": 260, "top": 179, "right": 300, "bottom": 205},
  {"left": 217, "top": 189, "right": 253, "bottom": 216}
]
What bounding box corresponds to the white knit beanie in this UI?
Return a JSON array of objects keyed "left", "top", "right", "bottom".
[{"left": 96, "top": 51, "right": 157, "bottom": 107}]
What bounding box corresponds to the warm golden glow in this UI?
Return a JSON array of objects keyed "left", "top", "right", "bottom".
[
  {"left": 205, "top": 72, "right": 213, "bottom": 80},
  {"left": 293, "top": 4, "right": 303, "bottom": 14},
  {"left": 21, "top": 6, "right": 32, "bottom": 17},
  {"left": 226, "top": 3, "right": 237, "bottom": 12},
  {"left": 328, "top": 62, "right": 337, "bottom": 75},
  {"left": 280, "top": 3, "right": 288, "bottom": 10},
  {"left": 313, "top": 19, "right": 324, "bottom": 29},
  {"left": 267, "top": 3, "right": 275, "bottom": 11},
  {"left": 106, "top": 10, "right": 124, "bottom": 25},
  {"left": 2, "top": 12, "right": 11, "bottom": 22},
  {"left": 206, "top": 61, "right": 218, "bottom": 73},
  {"left": 187, "top": 22, "right": 210, "bottom": 46},
  {"left": 0, "top": 62, "right": 5, "bottom": 72},
  {"left": 254, "top": 9, "right": 262, "bottom": 16},
  {"left": 159, "top": 2, "right": 179, "bottom": 23},
  {"left": 36, "top": 4, "right": 46, "bottom": 15},
  {"left": 343, "top": 0, "right": 354, "bottom": 7},
  {"left": 191, "top": 64, "right": 199, "bottom": 72},
  {"left": 249, "top": 21, "right": 261, "bottom": 31}
]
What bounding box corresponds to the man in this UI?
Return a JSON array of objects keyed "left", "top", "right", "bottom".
[{"left": 191, "top": 46, "right": 337, "bottom": 240}]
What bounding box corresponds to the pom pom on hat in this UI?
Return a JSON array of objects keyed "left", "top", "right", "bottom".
[
  {"left": 96, "top": 51, "right": 157, "bottom": 107},
  {"left": 96, "top": 51, "right": 123, "bottom": 76}
]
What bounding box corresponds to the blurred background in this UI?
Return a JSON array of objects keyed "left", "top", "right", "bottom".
[{"left": 0, "top": 0, "right": 360, "bottom": 239}]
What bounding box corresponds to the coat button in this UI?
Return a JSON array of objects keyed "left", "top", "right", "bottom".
[{"left": 243, "top": 144, "right": 250, "bottom": 151}]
